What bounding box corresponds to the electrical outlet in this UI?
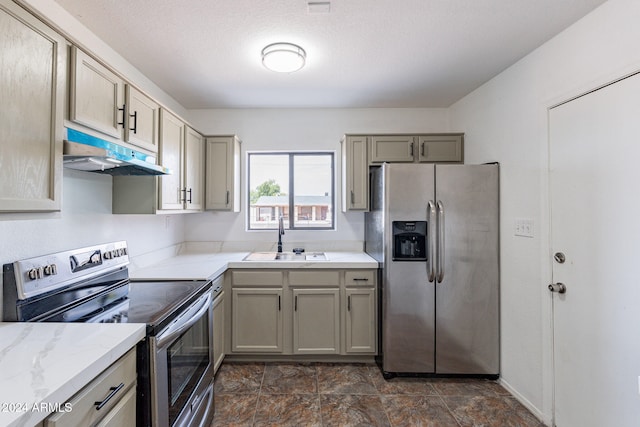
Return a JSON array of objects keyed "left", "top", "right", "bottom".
[{"left": 514, "top": 218, "right": 534, "bottom": 238}]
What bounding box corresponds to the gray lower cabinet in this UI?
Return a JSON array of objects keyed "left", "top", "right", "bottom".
[
  {"left": 231, "top": 287, "right": 284, "bottom": 353},
  {"left": 1, "top": 0, "right": 65, "bottom": 212},
  {"left": 44, "top": 348, "right": 137, "bottom": 426},
  {"left": 292, "top": 288, "right": 340, "bottom": 354},
  {"left": 228, "top": 269, "right": 377, "bottom": 356},
  {"left": 344, "top": 270, "right": 377, "bottom": 354},
  {"left": 345, "top": 287, "right": 376, "bottom": 353},
  {"left": 212, "top": 290, "right": 225, "bottom": 373}
]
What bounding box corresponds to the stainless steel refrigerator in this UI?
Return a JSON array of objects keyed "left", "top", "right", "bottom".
[{"left": 365, "top": 163, "right": 499, "bottom": 377}]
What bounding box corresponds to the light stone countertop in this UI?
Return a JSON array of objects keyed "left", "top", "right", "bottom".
[
  {"left": 129, "top": 251, "right": 379, "bottom": 281},
  {"left": 0, "top": 322, "right": 145, "bottom": 427}
]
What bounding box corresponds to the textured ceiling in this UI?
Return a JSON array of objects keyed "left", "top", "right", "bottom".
[{"left": 54, "top": 0, "right": 606, "bottom": 109}]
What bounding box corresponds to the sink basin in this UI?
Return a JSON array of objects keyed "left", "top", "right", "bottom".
[{"left": 243, "top": 252, "right": 328, "bottom": 261}]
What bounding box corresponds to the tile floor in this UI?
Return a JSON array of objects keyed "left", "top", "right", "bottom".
[{"left": 212, "top": 362, "right": 545, "bottom": 427}]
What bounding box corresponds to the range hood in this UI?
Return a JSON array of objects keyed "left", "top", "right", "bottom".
[{"left": 63, "top": 128, "right": 171, "bottom": 176}]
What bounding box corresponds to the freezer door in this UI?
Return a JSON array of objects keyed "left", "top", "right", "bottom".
[
  {"left": 381, "top": 163, "right": 436, "bottom": 373},
  {"left": 434, "top": 164, "right": 499, "bottom": 374}
]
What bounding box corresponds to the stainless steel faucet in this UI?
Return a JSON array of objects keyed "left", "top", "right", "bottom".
[{"left": 277, "top": 215, "right": 285, "bottom": 253}]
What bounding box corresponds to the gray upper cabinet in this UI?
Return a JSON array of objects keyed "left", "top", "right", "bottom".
[
  {"left": 124, "top": 85, "right": 160, "bottom": 153},
  {"left": 369, "top": 135, "right": 416, "bottom": 163},
  {"left": 69, "top": 46, "right": 125, "bottom": 140},
  {"left": 0, "top": 0, "right": 66, "bottom": 212},
  {"left": 112, "top": 120, "right": 204, "bottom": 214},
  {"left": 69, "top": 46, "right": 160, "bottom": 154},
  {"left": 205, "top": 136, "right": 241, "bottom": 211},
  {"left": 418, "top": 134, "right": 463, "bottom": 163},
  {"left": 341, "top": 133, "right": 463, "bottom": 211},
  {"left": 158, "top": 109, "right": 185, "bottom": 210},
  {"left": 341, "top": 135, "right": 369, "bottom": 212},
  {"left": 369, "top": 134, "right": 463, "bottom": 164},
  {"left": 184, "top": 125, "right": 205, "bottom": 212}
]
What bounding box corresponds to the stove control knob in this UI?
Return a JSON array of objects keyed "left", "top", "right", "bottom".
[
  {"left": 43, "top": 264, "right": 57, "bottom": 276},
  {"left": 36, "top": 267, "right": 44, "bottom": 279},
  {"left": 103, "top": 251, "right": 112, "bottom": 260},
  {"left": 122, "top": 247, "right": 128, "bottom": 256},
  {"left": 27, "top": 268, "right": 38, "bottom": 280}
]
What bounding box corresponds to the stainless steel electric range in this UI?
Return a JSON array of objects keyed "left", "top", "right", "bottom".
[{"left": 2, "top": 241, "right": 219, "bottom": 427}]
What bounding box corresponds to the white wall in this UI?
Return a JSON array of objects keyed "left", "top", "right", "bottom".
[
  {"left": 0, "top": 171, "right": 185, "bottom": 266},
  {"left": 449, "top": 0, "right": 640, "bottom": 423},
  {"left": 185, "top": 108, "right": 450, "bottom": 248}
]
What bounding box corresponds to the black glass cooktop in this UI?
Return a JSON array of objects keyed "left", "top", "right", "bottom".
[{"left": 128, "top": 280, "right": 210, "bottom": 332}]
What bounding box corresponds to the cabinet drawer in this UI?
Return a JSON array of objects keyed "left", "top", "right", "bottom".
[
  {"left": 289, "top": 271, "right": 339, "bottom": 286},
  {"left": 95, "top": 385, "right": 136, "bottom": 427},
  {"left": 44, "top": 348, "right": 136, "bottom": 427},
  {"left": 345, "top": 270, "right": 376, "bottom": 286},
  {"left": 231, "top": 270, "right": 283, "bottom": 286}
]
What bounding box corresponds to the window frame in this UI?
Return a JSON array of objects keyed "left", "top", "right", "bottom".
[{"left": 247, "top": 151, "right": 335, "bottom": 231}]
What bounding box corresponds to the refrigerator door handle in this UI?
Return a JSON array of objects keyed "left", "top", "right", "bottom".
[
  {"left": 427, "top": 200, "right": 436, "bottom": 282},
  {"left": 437, "top": 200, "right": 445, "bottom": 283}
]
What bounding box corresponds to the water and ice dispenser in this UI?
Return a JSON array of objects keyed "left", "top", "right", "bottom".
[{"left": 392, "top": 221, "right": 427, "bottom": 261}]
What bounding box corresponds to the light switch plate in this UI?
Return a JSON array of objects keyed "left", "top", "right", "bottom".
[{"left": 514, "top": 218, "right": 534, "bottom": 238}]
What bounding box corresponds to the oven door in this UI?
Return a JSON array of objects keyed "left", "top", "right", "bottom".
[{"left": 151, "top": 290, "right": 214, "bottom": 427}]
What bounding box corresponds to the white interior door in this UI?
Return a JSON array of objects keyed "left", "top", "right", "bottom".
[{"left": 549, "top": 73, "right": 640, "bottom": 427}]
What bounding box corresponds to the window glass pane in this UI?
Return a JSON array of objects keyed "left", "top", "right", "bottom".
[
  {"left": 248, "top": 152, "right": 334, "bottom": 230},
  {"left": 293, "top": 155, "right": 333, "bottom": 229},
  {"left": 249, "top": 154, "right": 289, "bottom": 229}
]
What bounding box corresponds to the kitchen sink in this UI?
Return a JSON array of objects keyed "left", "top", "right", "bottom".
[{"left": 243, "top": 252, "right": 328, "bottom": 261}]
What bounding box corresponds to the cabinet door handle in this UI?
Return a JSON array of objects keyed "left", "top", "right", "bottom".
[
  {"left": 187, "top": 188, "right": 193, "bottom": 204},
  {"left": 350, "top": 190, "right": 355, "bottom": 205},
  {"left": 353, "top": 278, "right": 369, "bottom": 282},
  {"left": 278, "top": 295, "right": 281, "bottom": 311},
  {"left": 421, "top": 142, "right": 425, "bottom": 157},
  {"left": 94, "top": 383, "right": 124, "bottom": 410},
  {"left": 347, "top": 295, "right": 351, "bottom": 311},
  {"left": 226, "top": 190, "right": 230, "bottom": 205},
  {"left": 117, "top": 104, "right": 126, "bottom": 127},
  {"left": 294, "top": 295, "right": 298, "bottom": 311},
  {"left": 129, "top": 110, "right": 138, "bottom": 134},
  {"left": 410, "top": 142, "right": 414, "bottom": 157}
]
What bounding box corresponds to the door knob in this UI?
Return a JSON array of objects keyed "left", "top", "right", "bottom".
[{"left": 548, "top": 282, "right": 567, "bottom": 294}]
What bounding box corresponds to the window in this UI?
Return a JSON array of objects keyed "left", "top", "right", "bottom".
[{"left": 248, "top": 152, "right": 334, "bottom": 230}]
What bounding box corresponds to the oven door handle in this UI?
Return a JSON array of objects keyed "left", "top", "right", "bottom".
[{"left": 156, "top": 292, "right": 212, "bottom": 349}]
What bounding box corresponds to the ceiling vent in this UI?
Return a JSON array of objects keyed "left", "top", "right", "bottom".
[{"left": 307, "top": 1, "right": 330, "bottom": 14}]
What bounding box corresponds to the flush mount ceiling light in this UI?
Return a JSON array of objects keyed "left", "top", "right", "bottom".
[{"left": 261, "top": 42, "right": 306, "bottom": 73}]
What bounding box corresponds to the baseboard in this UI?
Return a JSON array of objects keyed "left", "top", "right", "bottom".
[{"left": 498, "top": 378, "right": 552, "bottom": 426}]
